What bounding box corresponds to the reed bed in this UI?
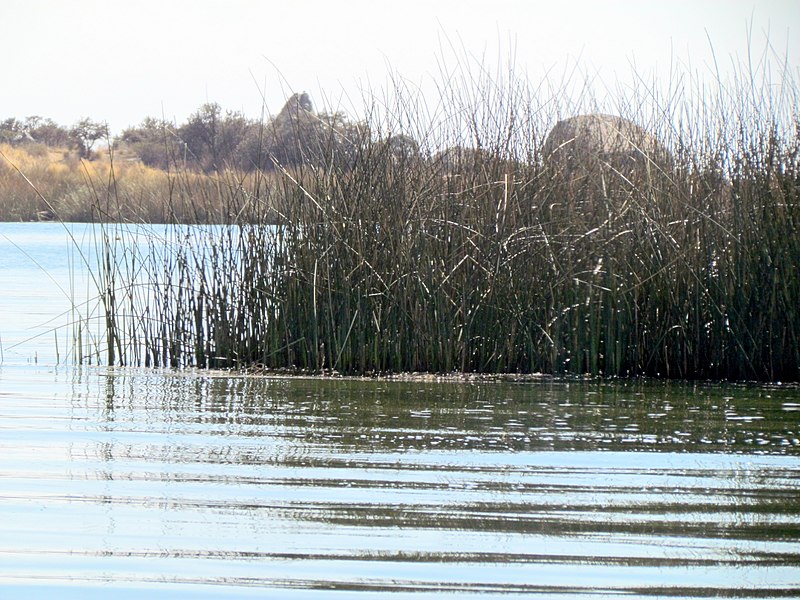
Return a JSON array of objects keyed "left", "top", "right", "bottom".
[{"left": 88, "top": 56, "right": 799, "bottom": 381}]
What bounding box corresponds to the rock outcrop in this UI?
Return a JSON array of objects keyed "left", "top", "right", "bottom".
[{"left": 543, "top": 114, "right": 672, "bottom": 186}]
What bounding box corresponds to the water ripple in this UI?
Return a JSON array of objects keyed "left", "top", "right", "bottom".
[{"left": 1, "top": 367, "right": 799, "bottom": 598}]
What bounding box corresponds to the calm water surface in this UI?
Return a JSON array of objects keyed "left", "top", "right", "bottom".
[{"left": 1, "top": 223, "right": 799, "bottom": 598}]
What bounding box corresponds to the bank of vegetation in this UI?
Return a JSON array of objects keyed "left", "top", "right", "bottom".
[
  {"left": 0, "top": 98, "right": 352, "bottom": 222},
  {"left": 3, "top": 54, "right": 798, "bottom": 382}
]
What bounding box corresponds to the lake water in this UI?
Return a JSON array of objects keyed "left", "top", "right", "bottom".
[{"left": 1, "top": 222, "right": 799, "bottom": 598}]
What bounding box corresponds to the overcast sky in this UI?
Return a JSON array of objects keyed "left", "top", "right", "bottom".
[{"left": 2, "top": 0, "right": 798, "bottom": 134}]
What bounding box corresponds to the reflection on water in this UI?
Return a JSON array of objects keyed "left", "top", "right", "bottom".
[{"left": 1, "top": 367, "right": 798, "bottom": 598}]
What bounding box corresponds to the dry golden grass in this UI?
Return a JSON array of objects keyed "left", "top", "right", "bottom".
[{"left": 0, "top": 143, "right": 282, "bottom": 223}]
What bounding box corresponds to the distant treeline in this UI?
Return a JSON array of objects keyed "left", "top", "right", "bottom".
[
  {"left": 0, "top": 92, "right": 425, "bottom": 222},
  {"left": 1, "top": 93, "right": 417, "bottom": 174},
  {"left": 1, "top": 115, "right": 108, "bottom": 159}
]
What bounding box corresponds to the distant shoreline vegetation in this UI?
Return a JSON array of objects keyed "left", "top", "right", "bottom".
[{"left": 2, "top": 55, "right": 798, "bottom": 381}]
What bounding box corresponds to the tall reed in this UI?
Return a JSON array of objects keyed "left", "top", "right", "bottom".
[{"left": 90, "top": 53, "right": 799, "bottom": 381}]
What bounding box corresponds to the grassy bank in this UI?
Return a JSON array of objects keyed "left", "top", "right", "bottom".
[
  {"left": 60, "top": 58, "right": 800, "bottom": 381},
  {"left": 0, "top": 143, "right": 285, "bottom": 223}
]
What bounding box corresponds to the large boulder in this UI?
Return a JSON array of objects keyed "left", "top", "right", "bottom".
[
  {"left": 543, "top": 114, "right": 672, "bottom": 193},
  {"left": 273, "top": 92, "right": 314, "bottom": 126},
  {"left": 265, "top": 92, "right": 322, "bottom": 167}
]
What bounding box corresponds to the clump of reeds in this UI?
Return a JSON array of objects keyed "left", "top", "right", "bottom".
[{"left": 90, "top": 49, "right": 799, "bottom": 382}]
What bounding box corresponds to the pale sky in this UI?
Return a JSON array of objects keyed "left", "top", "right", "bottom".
[{"left": 2, "top": 0, "right": 798, "bottom": 135}]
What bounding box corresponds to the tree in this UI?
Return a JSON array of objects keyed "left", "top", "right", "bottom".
[
  {"left": 70, "top": 118, "right": 109, "bottom": 158},
  {"left": 0, "top": 116, "right": 73, "bottom": 147},
  {"left": 232, "top": 120, "right": 273, "bottom": 171},
  {"left": 178, "top": 103, "right": 250, "bottom": 172},
  {"left": 383, "top": 133, "right": 420, "bottom": 163},
  {"left": 118, "top": 117, "right": 176, "bottom": 169},
  {"left": 27, "top": 117, "right": 71, "bottom": 147},
  {"left": 0, "top": 117, "right": 24, "bottom": 143}
]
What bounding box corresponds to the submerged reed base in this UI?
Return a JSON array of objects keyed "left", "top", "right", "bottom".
[{"left": 90, "top": 60, "right": 798, "bottom": 382}]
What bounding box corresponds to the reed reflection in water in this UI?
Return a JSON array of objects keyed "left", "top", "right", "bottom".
[{"left": 0, "top": 367, "right": 799, "bottom": 598}]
